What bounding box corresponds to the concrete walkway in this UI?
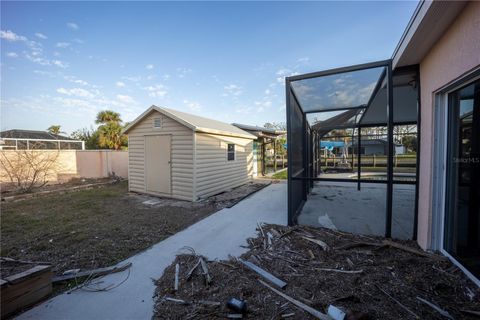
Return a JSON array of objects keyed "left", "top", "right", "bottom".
[{"left": 18, "top": 183, "right": 287, "bottom": 320}]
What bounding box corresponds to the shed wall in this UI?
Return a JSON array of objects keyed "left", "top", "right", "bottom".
[
  {"left": 194, "top": 133, "right": 253, "bottom": 199},
  {"left": 127, "top": 110, "right": 194, "bottom": 201}
]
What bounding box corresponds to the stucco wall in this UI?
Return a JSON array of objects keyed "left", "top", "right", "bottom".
[
  {"left": 76, "top": 150, "right": 128, "bottom": 178},
  {"left": 0, "top": 150, "right": 128, "bottom": 184},
  {"left": 418, "top": 1, "right": 480, "bottom": 249}
]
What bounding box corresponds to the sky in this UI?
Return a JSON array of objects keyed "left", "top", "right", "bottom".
[{"left": 0, "top": 1, "right": 418, "bottom": 135}]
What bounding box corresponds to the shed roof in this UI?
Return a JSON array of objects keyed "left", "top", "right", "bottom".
[
  {"left": 124, "top": 105, "right": 256, "bottom": 139},
  {"left": 231, "top": 123, "right": 286, "bottom": 138},
  {"left": 0, "top": 129, "right": 75, "bottom": 141}
]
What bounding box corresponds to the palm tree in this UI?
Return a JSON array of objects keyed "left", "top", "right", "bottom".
[
  {"left": 95, "top": 110, "right": 127, "bottom": 150},
  {"left": 47, "top": 125, "right": 64, "bottom": 135},
  {"left": 95, "top": 110, "right": 121, "bottom": 124}
]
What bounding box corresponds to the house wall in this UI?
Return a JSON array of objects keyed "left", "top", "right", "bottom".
[
  {"left": 127, "top": 110, "right": 194, "bottom": 201},
  {"left": 194, "top": 133, "right": 254, "bottom": 199},
  {"left": 417, "top": 1, "right": 480, "bottom": 249}
]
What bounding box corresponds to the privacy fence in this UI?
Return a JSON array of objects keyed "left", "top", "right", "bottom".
[{"left": 0, "top": 150, "right": 128, "bottom": 184}]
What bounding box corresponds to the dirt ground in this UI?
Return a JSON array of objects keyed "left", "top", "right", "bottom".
[
  {"left": 0, "top": 177, "right": 116, "bottom": 197},
  {"left": 0, "top": 180, "right": 269, "bottom": 279},
  {"left": 154, "top": 224, "right": 480, "bottom": 320}
]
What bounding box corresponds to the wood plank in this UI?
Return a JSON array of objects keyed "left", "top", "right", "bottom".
[
  {"left": 239, "top": 259, "right": 287, "bottom": 289},
  {"left": 4, "top": 265, "right": 51, "bottom": 285},
  {"left": 52, "top": 262, "right": 132, "bottom": 283}
]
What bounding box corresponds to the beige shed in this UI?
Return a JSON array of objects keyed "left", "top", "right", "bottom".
[{"left": 123, "top": 106, "right": 256, "bottom": 201}]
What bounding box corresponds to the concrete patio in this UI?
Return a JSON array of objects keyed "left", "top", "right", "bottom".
[
  {"left": 298, "top": 181, "right": 415, "bottom": 239},
  {"left": 17, "top": 182, "right": 287, "bottom": 320}
]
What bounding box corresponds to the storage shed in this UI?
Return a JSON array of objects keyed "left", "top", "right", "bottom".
[{"left": 123, "top": 106, "right": 256, "bottom": 201}]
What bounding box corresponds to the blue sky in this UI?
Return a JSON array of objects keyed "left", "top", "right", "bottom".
[{"left": 1, "top": 1, "right": 418, "bottom": 134}]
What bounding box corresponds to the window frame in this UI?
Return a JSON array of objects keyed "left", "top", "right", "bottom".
[{"left": 227, "top": 143, "right": 235, "bottom": 161}]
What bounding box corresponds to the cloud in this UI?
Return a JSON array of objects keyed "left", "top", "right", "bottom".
[
  {"left": 6, "top": 52, "right": 18, "bottom": 58},
  {"left": 0, "top": 30, "right": 27, "bottom": 42},
  {"left": 57, "top": 87, "right": 97, "bottom": 98},
  {"left": 163, "top": 74, "right": 171, "bottom": 81},
  {"left": 35, "top": 32, "right": 47, "bottom": 39},
  {"left": 67, "top": 22, "right": 79, "bottom": 30},
  {"left": 145, "top": 64, "right": 154, "bottom": 70},
  {"left": 72, "top": 38, "right": 84, "bottom": 44},
  {"left": 122, "top": 75, "right": 141, "bottom": 82},
  {"left": 223, "top": 84, "right": 243, "bottom": 96},
  {"left": 116, "top": 81, "right": 126, "bottom": 88},
  {"left": 25, "top": 53, "right": 50, "bottom": 66},
  {"left": 52, "top": 60, "right": 69, "bottom": 68},
  {"left": 183, "top": 99, "right": 202, "bottom": 111},
  {"left": 276, "top": 68, "right": 299, "bottom": 83},
  {"left": 297, "top": 57, "right": 310, "bottom": 63},
  {"left": 116, "top": 94, "right": 136, "bottom": 104},
  {"left": 64, "top": 76, "right": 90, "bottom": 86},
  {"left": 235, "top": 106, "right": 253, "bottom": 115},
  {"left": 176, "top": 67, "right": 192, "bottom": 78},
  {"left": 143, "top": 84, "right": 168, "bottom": 98},
  {"left": 56, "top": 42, "right": 71, "bottom": 48}
]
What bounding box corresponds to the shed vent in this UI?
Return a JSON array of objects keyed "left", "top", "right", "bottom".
[{"left": 153, "top": 117, "right": 161, "bottom": 128}]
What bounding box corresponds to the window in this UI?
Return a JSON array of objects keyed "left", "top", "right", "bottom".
[
  {"left": 227, "top": 144, "right": 235, "bottom": 161},
  {"left": 153, "top": 117, "right": 161, "bottom": 128}
]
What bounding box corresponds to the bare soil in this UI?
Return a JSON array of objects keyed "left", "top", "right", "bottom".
[
  {"left": 154, "top": 224, "right": 480, "bottom": 320},
  {"left": 0, "top": 180, "right": 268, "bottom": 278}
]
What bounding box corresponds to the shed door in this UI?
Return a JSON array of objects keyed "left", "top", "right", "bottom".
[{"left": 145, "top": 135, "right": 171, "bottom": 194}]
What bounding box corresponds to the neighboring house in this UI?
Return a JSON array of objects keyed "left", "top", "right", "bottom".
[
  {"left": 232, "top": 123, "right": 286, "bottom": 176},
  {"left": 347, "top": 139, "right": 404, "bottom": 155},
  {"left": 286, "top": 1, "right": 479, "bottom": 285},
  {"left": 123, "top": 106, "right": 256, "bottom": 201},
  {"left": 0, "top": 129, "right": 84, "bottom": 150}
]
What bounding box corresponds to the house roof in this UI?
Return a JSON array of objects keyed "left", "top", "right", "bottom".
[
  {"left": 392, "top": 1, "right": 468, "bottom": 68},
  {"left": 124, "top": 105, "right": 256, "bottom": 139},
  {"left": 231, "top": 123, "right": 286, "bottom": 138},
  {"left": 0, "top": 129, "right": 75, "bottom": 141}
]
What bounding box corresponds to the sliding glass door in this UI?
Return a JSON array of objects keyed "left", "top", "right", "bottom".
[{"left": 445, "top": 79, "right": 480, "bottom": 278}]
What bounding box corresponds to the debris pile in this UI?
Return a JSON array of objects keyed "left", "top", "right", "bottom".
[{"left": 153, "top": 224, "right": 480, "bottom": 319}]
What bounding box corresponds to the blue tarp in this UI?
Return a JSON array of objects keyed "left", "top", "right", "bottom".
[{"left": 320, "top": 141, "right": 344, "bottom": 148}]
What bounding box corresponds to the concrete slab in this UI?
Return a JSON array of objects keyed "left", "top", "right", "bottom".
[
  {"left": 298, "top": 181, "right": 415, "bottom": 239},
  {"left": 17, "top": 183, "right": 287, "bottom": 320}
]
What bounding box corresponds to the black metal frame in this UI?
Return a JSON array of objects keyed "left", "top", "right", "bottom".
[{"left": 286, "top": 59, "right": 420, "bottom": 239}]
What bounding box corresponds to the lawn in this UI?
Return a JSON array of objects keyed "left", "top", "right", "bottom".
[
  {"left": 271, "top": 170, "right": 287, "bottom": 179},
  {"left": 1, "top": 181, "right": 263, "bottom": 276}
]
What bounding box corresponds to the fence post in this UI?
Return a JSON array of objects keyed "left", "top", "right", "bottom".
[{"left": 373, "top": 154, "right": 376, "bottom": 167}]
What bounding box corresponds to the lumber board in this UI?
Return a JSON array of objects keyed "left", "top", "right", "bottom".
[
  {"left": 239, "top": 258, "right": 287, "bottom": 289},
  {"left": 1, "top": 267, "right": 52, "bottom": 318},
  {"left": 52, "top": 262, "right": 132, "bottom": 283}
]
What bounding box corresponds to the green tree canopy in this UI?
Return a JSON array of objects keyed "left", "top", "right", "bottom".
[
  {"left": 95, "top": 110, "right": 127, "bottom": 150},
  {"left": 95, "top": 110, "right": 121, "bottom": 124}
]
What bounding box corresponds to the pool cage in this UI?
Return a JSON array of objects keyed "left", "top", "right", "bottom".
[{"left": 286, "top": 60, "right": 420, "bottom": 240}]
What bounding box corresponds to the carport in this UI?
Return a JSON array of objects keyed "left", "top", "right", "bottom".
[{"left": 286, "top": 60, "right": 420, "bottom": 239}]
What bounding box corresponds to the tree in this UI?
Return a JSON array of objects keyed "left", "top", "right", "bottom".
[
  {"left": 264, "top": 122, "right": 287, "bottom": 131},
  {"left": 95, "top": 110, "right": 127, "bottom": 150},
  {"left": 47, "top": 125, "right": 64, "bottom": 135},
  {"left": 71, "top": 127, "right": 100, "bottom": 149},
  {"left": 95, "top": 110, "right": 121, "bottom": 124},
  {"left": 0, "top": 150, "right": 60, "bottom": 193},
  {"left": 401, "top": 135, "right": 417, "bottom": 153}
]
